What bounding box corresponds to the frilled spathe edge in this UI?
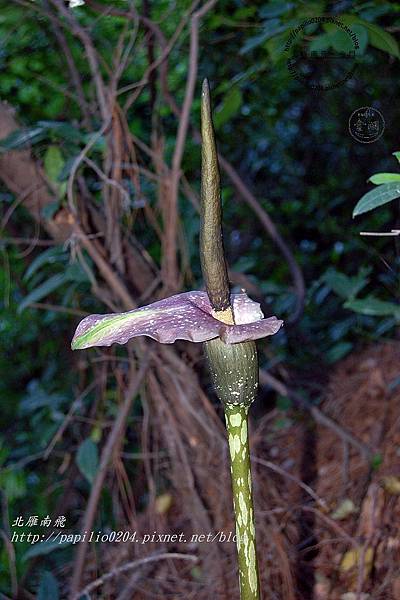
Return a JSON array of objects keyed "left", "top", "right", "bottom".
[{"left": 71, "top": 291, "right": 283, "bottom": 350}]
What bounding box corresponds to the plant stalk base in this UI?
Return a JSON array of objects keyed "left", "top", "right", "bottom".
[{"left": 224, "top": 403, "right": 261, "bottom": 600}]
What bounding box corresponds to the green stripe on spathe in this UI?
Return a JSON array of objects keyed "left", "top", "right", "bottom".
[{"left": 71, "top": 309, "right": 151, "bottom": 350}]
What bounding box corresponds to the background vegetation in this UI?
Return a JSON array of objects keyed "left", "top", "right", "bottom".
[{"left": 1, "top": 1, "right": 400, "bottom": 598}]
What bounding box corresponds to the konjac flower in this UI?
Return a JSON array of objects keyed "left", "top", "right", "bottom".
[
  {"left": 71, "top": 291, "right": 283, "bottom": 350},
  {"left": 70, "top": 79, "right": 284, "bottom": 600}
]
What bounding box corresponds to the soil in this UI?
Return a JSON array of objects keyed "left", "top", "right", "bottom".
[
  {"left": 88, "top": 341, "right": 400, "bottom": 599},
  {"left": 256, "top": 341, "right": 400, "bottom": 600}
]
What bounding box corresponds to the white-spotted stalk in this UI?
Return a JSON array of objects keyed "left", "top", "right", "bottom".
[{"left": 201, "top": 79, "right": 261, "bottom": 600}]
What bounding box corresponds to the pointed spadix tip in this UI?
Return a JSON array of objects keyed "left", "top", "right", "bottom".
[{"left": 202, "top": 78, "right": 210, "bottom": 97}]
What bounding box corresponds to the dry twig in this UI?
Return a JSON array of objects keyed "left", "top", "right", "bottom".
[
  {"left": 69, "top": 357, "right": 151, "bottom": 598},
  {"left": 74, "top": 552, "right": 198, "bottom": 600}
]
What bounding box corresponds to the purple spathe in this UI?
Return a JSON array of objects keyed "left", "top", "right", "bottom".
[{"left": 71, "top": 291, "right": 283, "bottom": 350}]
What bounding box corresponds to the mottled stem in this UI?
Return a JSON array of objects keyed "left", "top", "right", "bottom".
[
  {"left": 204, "top": 338, "right": 261, "bottom": 600},
  {"left": 225, "top": 403, "right": 260, "bottom": 600},
  {"left": 200, "top": 78, "right": 261, "bottom": 599}
]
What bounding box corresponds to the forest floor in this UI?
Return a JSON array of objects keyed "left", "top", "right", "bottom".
[
  {"left": 83, "top": 341, "right": 400, "bottom": 600},
  {"left": 264, "top": 340, "right": 400, "bottom": 600}
]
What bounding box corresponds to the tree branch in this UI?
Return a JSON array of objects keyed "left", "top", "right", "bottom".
[
  {"left": 69, "top": 357, "right": 151, "bottom": 599},
  {"left": 259, "top": 369, "right": 372, "bottom": 460},
  {"left": 161, "top": 0, "right": 216, "bottom": 292}
]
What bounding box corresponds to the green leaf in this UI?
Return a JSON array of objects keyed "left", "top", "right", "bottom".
[
  {"left": 344, "top": 297, "right": 400, "bottom": 318},
  {"left": 44, "top": 146, "right": 64, "bottom": 183},
  {"left": 350, "top": 24, "right": 368, "bottom": 55},
  {"left": 214, "top": 88, "right": 242, "bottom": 129},
  {"left": 0, "top": 469, "right": 26, "bottom": 500},
  {"left": 393, "top": 151, "right": 400, "bottom": 163},
  {"left": 309, "top": 24, "right": 367, "bottom": 55},
  {"left": 41, "top": 201, "right": 60, "bottom": 220},
  {"left": 64, "top": 262, "right": 90, "bottom": 284},
  {"left": 329, "top": 29, "right": 356, "bottom": 53},
  {"left": 369, "top": 173, "right": 400, "bottom": 185},
  {"left": 20, "top": 260, "right": 88, "bottom": 312},
  {"left": 353, "top": 182, "right": 400, "bottom": 217},
  {"left": 259, "top": 2, "right": 293, "bottom": 18},
  {"left": 326, "top": 341, "right": 353, "bottom": 364},
  {"left": 22, "top": 539, "right": 71, "bottom": 561},
  {"left": 322, "top": 268, "right": 370, "bottom": 300},
  {"left": 76, "top": 438, "right": 99, "bottom": 484},
  {"left": 240, "top": 19, "right": 288, "bottom": 54},
  {"left": 44, "top": 146, "right": 66, "bottom": 200},
  {"left": 273, "top": 416, "right": 292, "bottom": 430},
  {"left": 341, "top": 15, "right": 399, "bottom": 58},
  {"left": 19, "top": 381, "right": 65, "bottom": 413},
  {"left": 265, "top": 31, "right": 293, "bottom": 62},
  {"left": 18, "top": 273, "right": 69, "bottom": 313},
  {"left": 0, "top": 439, "right": 9, "bottom": 468},
  {"left": 371, "top": 453, "right": 383, "bottom": 470},
  {"left": 90, "top": 425, "right": 102, "bottom": 443},
  {"left": 232, "top": 256, "right": 256, "bottom": 273},
  {"left": 308, "top": 32, "right": 332, "bottom": 52},
  {"left": 37, "top": 121, "right": 84, "bottom": 144},
  {"left": 0, "top": 127, "right": 46, "bottom": 151},
  {"left": 360, "top": 5, "right": 392, "bottom": 20},
  {"left": 323, "top": 270, "right": 351, "bottom": 297},
  {"left": 82, "top": 132, "right": 106, "bottom": 151},
  {"left": 58, "top": 156, "right": 78, "bottom": 182},
  {"left": 365, "top": 22, "right": 399, "bottom": 59},
  {"left": 23, "top": 247, "right": 65, "bottom": 281},
  {"left": 37, "top": 571, "right": 60, "bottom": 600},
  {"left": 276, "top": 395, "right": 292, "bottom": 411},
  {"left": 0, "top": 122, "right": 84, "bottom": 153}
]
